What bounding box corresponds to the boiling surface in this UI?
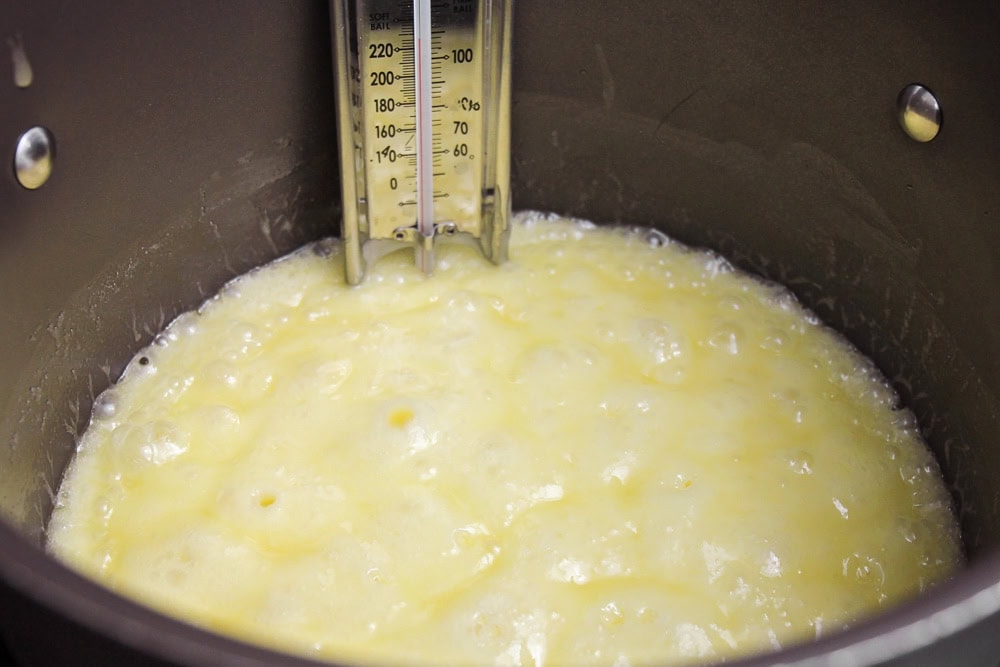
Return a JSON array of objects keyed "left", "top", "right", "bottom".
[{"left": 48, "top": 213, "right": 962, "bottom": 665}]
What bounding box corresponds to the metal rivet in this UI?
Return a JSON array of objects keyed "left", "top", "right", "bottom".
[
  {"left": 14, "top": 126, "right": 54, "bottom": 189},
  {"left": 897, "top": 84, "right": 942, "bottom": 143}
]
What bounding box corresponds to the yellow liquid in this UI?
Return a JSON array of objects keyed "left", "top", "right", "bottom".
[{"left": 47, "top": 213, "right": 962, "bottom": 665}]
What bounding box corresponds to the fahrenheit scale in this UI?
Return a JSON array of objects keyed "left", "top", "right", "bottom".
[{"left": 331, "top": 0, "right": 513, "bottom": 284}]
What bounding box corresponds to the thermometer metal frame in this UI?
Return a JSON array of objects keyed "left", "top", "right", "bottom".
[{"left": 331, "top": 0, "right": 513, "bottom": 284}]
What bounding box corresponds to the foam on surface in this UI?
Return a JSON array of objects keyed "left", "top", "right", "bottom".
[{"left": 48, "top": 213, "right": 962, "bottom": 665}]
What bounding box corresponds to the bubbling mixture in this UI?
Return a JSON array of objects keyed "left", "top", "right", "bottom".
[{"left": 48, "top": 213, "right": 962, "bottom": 665}]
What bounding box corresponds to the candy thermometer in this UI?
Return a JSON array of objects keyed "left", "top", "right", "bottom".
[{"left": 331, "top": 0, "right": 513, "bottom": 284}]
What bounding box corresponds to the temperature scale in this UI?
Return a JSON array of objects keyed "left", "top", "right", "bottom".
[{"left": 331, "top": 0, "right": 513, "bottom": 284}]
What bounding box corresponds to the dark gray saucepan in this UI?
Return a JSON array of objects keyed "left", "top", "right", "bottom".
[{"left": 1, "top": 1, "right": 999, "bottom": 665}]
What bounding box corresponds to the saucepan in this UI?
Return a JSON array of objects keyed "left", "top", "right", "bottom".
[{"left": 1, "top": 1, "right": 999, "bottom": 664}]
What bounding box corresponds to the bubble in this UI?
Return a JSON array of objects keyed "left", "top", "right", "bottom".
[
  {"left": 168, "top": 312, "right": 200, "bottom": 338},
  {"left": 112, "top": 420, "right": 190, "bottom": 468},
  {"left": 514, "top": 343, "right": 605, "bottom": 388},
  {"left": 601, "top": 602, "right": 625, "bottom": 627},
  {"left": 707, "top": 325, "right": 743, "bottom": 356},
  {"left": 204, "top": 359, "right": 240, "bottom": 390},
  {"left": 311, "top": 238, "right": 336, "bottom": 257},
  {"left": 841, "top": 553, "right": 886, "bottom": 588},
  {"left": 92, "top": 391, "right": 118, "bottom": 421},
  {"left": 701, "top": 254, "right": 733, "bottom": 278},
  {"left": 140, "top": 426, "right": 189, "bottom": 465},
  {"left": 643, "top": 228, "right": 671, "bottom": 248},
  {"left": 633, "top": 319, "right": 688, "bottom": 385},
  {"left": 602, "top": 452, "right": 638, "bottom": 486},
  {"left": 892, "top": 409, "right": 919, "bottom": 431},
  {"left": 450, "top": 523, "right": 492, "bottom": 556},
  {"left": 279, "top": 290, "right": 305, "bottom": 309},
  {"left": 310, "top": 359, "right": 354, "bottom": 396},
  {"left": 637, "top": 607, "right": 657, "bottom": 622},
  {"left": 896, "top": 517, "right": 918, "bottom": 544}
]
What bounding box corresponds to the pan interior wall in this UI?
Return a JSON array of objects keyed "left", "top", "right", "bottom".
[{"left": 1, "top": 1, "right": 999, "bottom": 565}]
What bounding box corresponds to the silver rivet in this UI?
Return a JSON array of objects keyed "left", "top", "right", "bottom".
[
  {"left": 897, "top": 84, "right": 942, "bottom": 143},
  {"left": 14, "top": 126, "right": 54, "bottom": 189}
]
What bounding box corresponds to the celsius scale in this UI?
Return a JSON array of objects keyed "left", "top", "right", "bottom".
[{"left": 331, "top": 0, "right": 513, "bottom": 284}]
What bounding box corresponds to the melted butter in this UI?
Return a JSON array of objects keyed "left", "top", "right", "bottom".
[{"left": 47, "top": 213, "right": 963, "bottom": 665}]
